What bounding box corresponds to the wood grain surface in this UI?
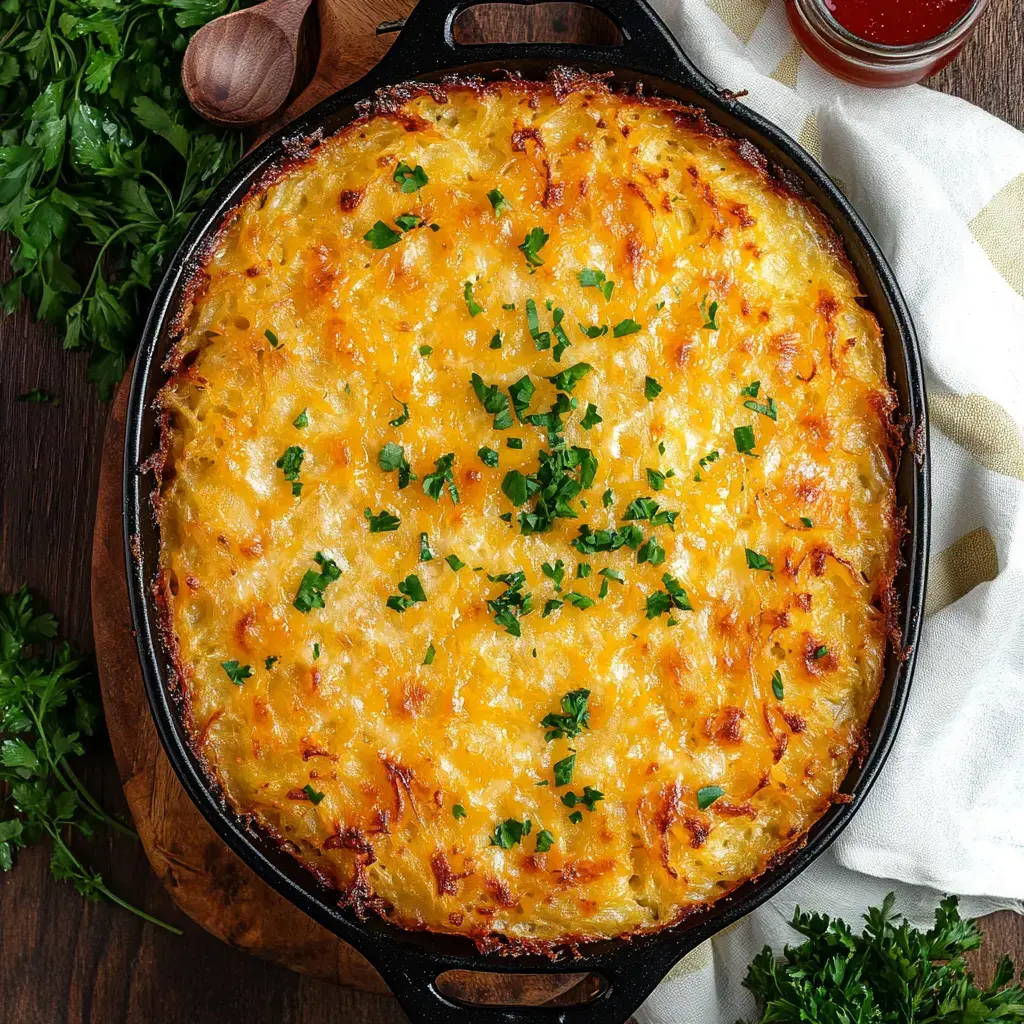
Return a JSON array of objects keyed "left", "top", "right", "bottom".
[{"left": 1, "top": 2, "right": 1022, "bottom": 1022}]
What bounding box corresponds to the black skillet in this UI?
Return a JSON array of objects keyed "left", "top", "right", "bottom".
[{"left": 124, "top": 1, "right": 930, "bottom": 1020}]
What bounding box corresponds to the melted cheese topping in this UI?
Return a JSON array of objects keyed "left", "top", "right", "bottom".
[{"left": 157, "top": 81, "right": 897, "bottom": 947}]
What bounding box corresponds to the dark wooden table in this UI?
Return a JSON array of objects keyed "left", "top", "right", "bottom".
[{"left": 2, "top": 3, "right": 1022, "bottom": 1022}]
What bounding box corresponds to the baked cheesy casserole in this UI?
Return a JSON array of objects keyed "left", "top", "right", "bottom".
[{"left": 155, "top": 74, "right": 900, "bottom": 950}]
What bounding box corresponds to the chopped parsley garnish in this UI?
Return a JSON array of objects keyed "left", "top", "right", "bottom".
[
  {"left": 637, "top": 535, "right": 666, "bottom": 566},
  {"left": 535, "top": 829, "right": 554, "bottom": 853},
  {"left": 553, "top": 753, "right": 576, "bottom": 786},
  {"left": 394, "top": 161, "right": 427, "bottom": 192},
  {"left": 364, "top": 221, "right": 402, "bottom": 249},
  {"left": 577, "top": 268, "right": 614, "bottom": 301},
  {"left": 541, "top": 688, "right": 590, "bottom": 742},
  {"left": 613, "top": 319, "right": 642, "bottom": 337},
  {"left": 745, "top": 548, "right": 773, "bottom": 571},
  {"left": 576, "top": 563, "right": 592, "bottom": 579},
  {"left": 655, "top": 299, "right": 666, "bottom": 311},
  {"left": 502, "top": 302, "right": 516, "bottom": 310},
  {"left": 293, "top": 552, "right": 342, "bottom": 613},
  {"left": 543, "top": 598, "right": 563, "bottom": 617},
  {"left": 813, "top": 645, "right": 830, "bottom": 660},
  {"left": 741, "top": 380, "right": 760, "bottom": 397},
  {"left": 507, "top": 437, "right": 524, "bottom": 449},
  {"left": 423, "top": 643, "right": 436, "bottom": 665},
  {"left": 525, "top": 299, "right": 550, "bottom": 350},
  {"left": 264, "top": 328, "right": 281, "bottom": 348},
  {"left": 471, "top": 373, "right": 513, "bottom": 429},
  {"left": 647, "top": 468, "right": 666, "bottom": 491},
  {"left": 578, "top": 323, "right": 608, "bottom": 338},
  {"left": 302, "top": 784, "right": 325, "bottom": 805},
  {"left": 580, "top": 403, "right": 602, "bottom": 429},
  {"left": 602, "top": 488, "right": 614, "bottom": 508},
  {"left": 394, "top": 213, "right": 422, "bottom": 231},
  {"left": 565, "top": 592, "right": 595, "bottom": 610},
  {"left": 478, "top": 446, "right": 499, "bottom": 468},
  {"left": 551, "top": 307, "right": 572, "bottom": 361},
  {"left": 388, "top": 398, "right": 410, "bottom": 428},
  {"left": 505, "top": 443, "right": 597, "bottom": 535},
  {"left": 518, "top": 227, "right": 549, "bottom": 267},
  {"left": 561, "top": 786, "right": 603, "bottom": 812},
  {"left": 696, "top": 450, "right": 720, "bottom": 480},
  {"left": 445, "top": 554, "right": 466, "bottom": 572},
  {"left": 644, "top": 376, "right": 662, "bottom": 401},
  {"left": 599, "top": 568, "right": 625, "bottom": 583},
  {"left": 696, "top": 786, "right": 725, "bottom": 811},
  {"left": 490, "top": 817, "right": 531, "bottom": 849},
  {"left": 509, "top": 375, "right": 536, "bottom": 422},
  {"left": 622, "top": 496, "right": 677, "bottom": 527},
  {"left": 386, "top": 573, "right": 427, "bottom": 613},
  {"left": 542, "top": 559, "right": 566, "bottom": 591},
  {"left": 486, "top": 571, "right": 532, "bottom": 636},
  {"left": 452, "top": 804, "right": 467, "bottom": 819},
  {"left": 419, "top": 345, "right": 433, "bottom": 357},
  {"left": 744, "top": 394, "right": 778, "bottom": 420},
  {"left": 364, "top": 507, "right": 400, "bottom": 533},
  {"left": 313, "top": 643, "right": 321, "bottom": 660},
  {"left": 464, "top": 280, "right": 484, "bottom": 317},
  {"left": 499, "top": 512, "right": 513, "bottom": 523},
  {"left": 734, "top": 424, "right": 757, "bottom": 456},
  {"left": 568, "top": 811, "right": 583, "bottom": 824},
  {"left": 379, "top": 442, "right": 416, "bottom": 488},
  {"left": 490, "top": 331, "right": 502, "bottom": 349},
  {"left": 422, "top": 453, "right": 459, "bottom": 503},
  {"left": 700, "top": 294, "right": 720, "bottom": 330},
  {"left": 221, "top": 660, "right": 252, "bottom": 686},
  {"left": 293, "top": 408, "right": 309, "bottom": 429},
  {"left": 800, "top": 516, "right": 814, "bottom": 528},
  {"left": 771, "top": 669, "right": 784, "bottom": 700},
  {"left": 419, "top": 533, "right": 434, "bottom": 561},
  {"left": 546, "top": 362, "right": 592, "bottom": 393},
  {"left": 276, "top": 445, "right": 305, "bottom": 497},
  {"left": 646, "top": 573, "right": 693, "bottom": 618},
  {"left": 265, "top": 656, "right": 278, "bottom": 670},
  {"left": 487, "top": 188, "right": 510, "bottom": 215},
  {"left": 571, "top": 523, "right": 643, "bottom": 555}
]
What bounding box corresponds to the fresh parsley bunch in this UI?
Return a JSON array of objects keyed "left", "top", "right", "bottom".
[
  {"left": 1, "top": 586, "right": 179, "bottom": 931},
  {"left": 742, "top": 893, "right": 1024, "bottom": 1022},
  {"left": 0, "top": 0, "right": 247, "bottom": 397}
]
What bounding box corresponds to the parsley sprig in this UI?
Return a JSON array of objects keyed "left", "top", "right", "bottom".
[{"left": 0, "top": 587, "right": 180, "bottom": 931}]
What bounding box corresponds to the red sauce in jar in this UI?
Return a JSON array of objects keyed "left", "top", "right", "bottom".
[{"left": 824, "top": 0, "right": 973, "bottom": 45}]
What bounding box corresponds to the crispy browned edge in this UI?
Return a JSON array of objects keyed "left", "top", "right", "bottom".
[{"left": 144, "top": 67, "right": 905, "bottom": 957}]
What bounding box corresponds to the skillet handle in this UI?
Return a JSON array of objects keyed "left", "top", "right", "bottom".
[{"left": 376, "top": 0, "right": 721, "bottom": 97}]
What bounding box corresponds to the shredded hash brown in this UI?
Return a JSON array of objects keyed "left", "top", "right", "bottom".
[{"left": 154, "top": 73, "right": 899, "bottom": 950}]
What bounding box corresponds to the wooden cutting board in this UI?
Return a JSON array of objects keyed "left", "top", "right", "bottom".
[{"left": 90, "top": 0, "right": 614, "bottom": 1005}]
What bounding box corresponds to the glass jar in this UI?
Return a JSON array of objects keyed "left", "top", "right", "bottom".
[{"left": 785, "top": 0, "right": 991, "bottom": 87}]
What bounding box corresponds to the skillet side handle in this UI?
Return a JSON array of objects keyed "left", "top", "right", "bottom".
[{"left": 377, "top": 0, "right": 721, "bottom": 96}]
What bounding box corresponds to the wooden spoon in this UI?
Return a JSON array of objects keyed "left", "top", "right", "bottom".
[{"left": 182, "top": 0, "right": 314, "bottom": 126}]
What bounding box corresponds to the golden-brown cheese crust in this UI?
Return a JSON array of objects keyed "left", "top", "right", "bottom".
[{"left": 155, "top": 77, "right": 898, "bottom": 949}]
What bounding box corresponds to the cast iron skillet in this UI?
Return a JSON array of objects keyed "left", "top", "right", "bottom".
[{"left": 124, "top": 1, "right": 930, "bottom": 1020}]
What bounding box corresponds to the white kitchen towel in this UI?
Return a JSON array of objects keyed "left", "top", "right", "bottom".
[{"left": 634, "top": 1, "right": 1024, "bottom": 1020}]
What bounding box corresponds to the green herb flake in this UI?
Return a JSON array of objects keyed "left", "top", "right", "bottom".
[
  {"left": 525, "top": 299, "right": 550, "bottom": 350},
  {"left": 599, "top": 568, "right": 625, "bottom": 583},
  {"left": 644, "top": 376, "right": 663, "bottom": 401},
  {"left": 292, "top": 408, "right": 309, "bottom": 429},
  {"left": 471, "top": 373, "right": 513, "bottom": 430},
  {"left": 700, "top": 294, "right": 720, "bottom": 330},
  {"left": 696, "top": 785, "right": 725, "bottom": 810},
  {"left": 546, "top": 362, "right": 593, "bottom": 393},
  {"left": 541, "top": 689, "right": 590, "bottom": 741},
  {"left": 221, "top": 660, "right": 252, "bottom": 685},
  {"left": 386, "top": 573, "right": 427, "bottom": 613},
  {"left": 646, "top": 572, "right": 692, "bottom": 619},
  {"left": 265, "top": 329, "right": 281, "bottom": 348},
  {"left": 313, "top": 643, "right": 321, "bottom": 660},
  {"left": 647, "top": 468, "right": 666, "bottom": 491},
  {"left": 419, "top": 345, "right": 433, "bottom": 357},
  {"left": 388, "top": 397, "right": 411, "bottom": 428},
  {"left": 745, "top": 548, "right": 774, "bottom": 571},
  {"left": 542, "top": 598, "right": 563, "bottom": 617},
  {"left": 535, "top": 829, "right": 554, "bottom": 853},
  {"left": 637, "top": 536, "right": 666, "bottom": 566},
  {"left": 580, "top": 403, "right": 602, "bottom": 429},
  {"left": 744, "top": 396, "right": 779, "bottom": 421},
  {"left": 577, "top": 268, "right": 614, "bottom": 301},
  {"left": 486, "top": 571, "right": 532, "bottom": 636},
  {"left": 301, "top": 784, "right": 325, "bottom": 805},
  {"left": 771, "top": 669, "right": 784, "bottom": 700},
  {"left": 490, "top": 330, "right": 503, "bottom": 349},
  {"left": 613, "top": 318, "right": 642, "bottom": 338},
  {"left": 293, "top": 552, "right": 342, "bottom": 613},
  {"left": 553, "top": 753, "right": 576, "bottom": 787},
  {"left": 800, "top": 516, "right": 814, "bottom": 528},
  {"left": 452, "top": 804, "right": 467, "bottom": 819},
  {"left": 423, "top": 452, "right": 459, "bottom": 504},
  {"left": 509, "top": 375, "right": 536, "bottom": 422},
  {"left": 489, "top": 817, "right": 532, "bottom": 849},
  {"left": 518, "top": 227, "right": 549, "bottom": 267},
  {"left": 478, "top": 446, "right": 499, "bottom": 468},
  {"left": 423, "top": 644, "right": 436, "bottom": 665},
  {"left": 487, "top": 187, "right": 510, "bottom": 215},
  {"left": 445, "top": 554, "right": 467, "bottom": 572},
  {"left": 813, "top": 645, "right": 830, "bottom": 660},
  {"left": 364, "top": 220, "right": 402, "bottom": 249},
  {"left": 568, "top": 811, "right": 583, "bottom": 824},
  {"left": 394, "top": 161, "right": 428, "bottom": 193},
  {"left": 578, "top": 323, "right": 608, "bottom": 338},
  {"left": 542, "top": 559, "right": 566, "bottom": 591},
  {"left": 265, "top": 656, "right": 278, "bottom": 670},
  {"left": 464, "top": 280, "right": 484, "bottom": 317},
  {"left": 419, "top": 533, "right": 434, "bottom": 561},
  {"left": 602, "top": 488, "right": 614, "bottom": 508},
  {"left": 364, "top": 507, "right": 400, "bottom": 533},
  {"left": 740, "top": 380, "right": 761, "bottom": 398},
  {"left": 561, "top": 786, "right": 604, "bottom": 812},
  {"left": 734, "top": 424, "right": 757, "bottom": 456},
  {"left": 576, "top": 563, "right": 592, "bottom": 579},
  {"left": 379, "top": 441, "right": 416, "bottom": 488},
  {"left": 276, "top": 445, "right": 305, "bottom": 497},
  {"left": 394, "top": 213, "right": 422, "bottom": 232}
]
